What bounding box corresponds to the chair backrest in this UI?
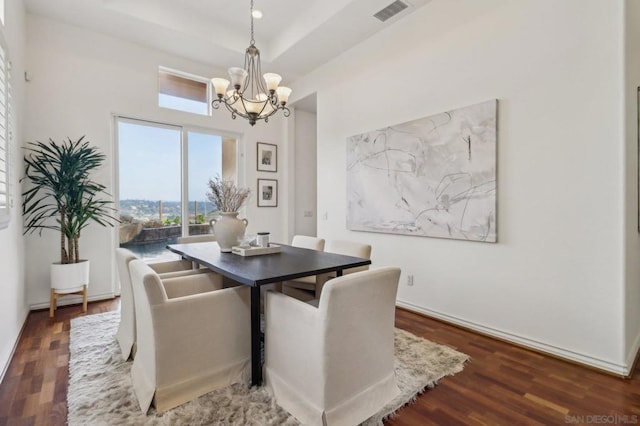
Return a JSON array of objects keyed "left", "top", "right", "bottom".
[
  {"left": 129, "top": 260, "right": 172, "bottom": 410},
  {"left": 291, "top": 235, "right": 325, "bottom": 251},
  {"left": 177, "top": 234, "right": 217, "bottom": 244},
  {"left": 324, "top": 240, "right": 372, "bottom": 274},
  {"left": 130, "top": 260, "right": 169, "bottom": 307},
  {"left": 318, "top": 267, "right": 400, "bottom": 407},
  {"left": 128, "top": 260, "right": 169, "bottom": 387},
  {"left": 115, "top": 248, "right": 140, "bottom": 359},
  {"left": 115, "top": 248, "right": 138, "bottom": 294}
]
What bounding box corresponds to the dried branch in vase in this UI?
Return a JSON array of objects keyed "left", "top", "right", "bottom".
[{"left": 206, "top": 176, "right": 251, "bottom": 212}]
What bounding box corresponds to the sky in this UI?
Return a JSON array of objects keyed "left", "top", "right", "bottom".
[{"left": 118, "top": 120, "right": 223, "bottom": 202}]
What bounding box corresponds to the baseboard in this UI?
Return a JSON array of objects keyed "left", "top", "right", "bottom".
[
  {"left": 624, "top": 330, "right": 640, "bottom": 378},
  {"left": 0, "top": 308, "right": 30, "bottom": 385},
  {"left": 29, "top": 292, "right": 116, "bottom": 311},
  {"left": 396, "top": 300, "right": 630, "bottom": 376}
]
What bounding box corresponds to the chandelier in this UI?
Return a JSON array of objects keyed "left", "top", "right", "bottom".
[{"left": 211, "top": 0, "right": 292, "bottom": 126}]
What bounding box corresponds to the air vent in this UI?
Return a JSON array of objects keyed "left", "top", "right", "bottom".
[{"left": 373, "top": 0, "right": 409, "bottom": 22}]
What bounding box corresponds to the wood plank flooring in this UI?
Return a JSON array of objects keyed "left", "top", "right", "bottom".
[{"left": 1, "top": 300, "right": 639, "bottom": 425}]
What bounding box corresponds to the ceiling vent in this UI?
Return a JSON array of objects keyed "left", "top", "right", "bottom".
[{"left": 373, "top": 0, "right": 409, "bottom": 22}]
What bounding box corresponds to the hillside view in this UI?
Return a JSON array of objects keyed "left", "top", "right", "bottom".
[{"left": 119, "top": 199, "right": 216, "bottom": 223}]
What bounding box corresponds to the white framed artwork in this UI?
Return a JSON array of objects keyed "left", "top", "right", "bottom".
[
  {"left": 257, "top": 142, "right": 277, "bottom": 172},
  {"left": 346, "top": 99, "right": 497, "bottom": 243},
  {"left": 257, "top": 178, "right": 278, "bottom": 207}
]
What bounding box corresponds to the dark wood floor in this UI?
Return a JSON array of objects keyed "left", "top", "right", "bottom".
[{"left": 1, "top": 300, "right": 639, "bottom": 425}]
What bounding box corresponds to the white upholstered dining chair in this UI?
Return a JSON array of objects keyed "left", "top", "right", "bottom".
[
  {"left": 264, "top": 267, "right": 401, "bottom": 425},
  {"left": 176, "top": 234, "right": 216, "bottom": 243},
  {"left": 290, "top": 235, "right": 325, "bottom": 251},
  {"left": 129, "top": 259, "right": 251, "bottom": 414},
  {"left": 282, "top": 239, "right": 371, "bottom": 302},
  {"left": 115, "top": 248, "right": 211, "bottom": 360},
  {"left": 279, "top": 235, "right": 325, "bottom": 301}
]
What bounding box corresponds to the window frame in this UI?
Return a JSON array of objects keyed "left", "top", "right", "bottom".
[{"left": 114, "top": 116, "right": 243, "bottom": 243}]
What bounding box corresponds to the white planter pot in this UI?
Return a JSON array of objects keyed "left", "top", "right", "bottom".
[
  {"left": 51, "top": 260, "right": 90, "bottom": 293},
  {"left": 210, "top": 212, "right": 248, "bottom": 253}
]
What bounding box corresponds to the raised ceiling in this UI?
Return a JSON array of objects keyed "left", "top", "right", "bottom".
[{"left": 25, "top": 0, "right": 431, "bottom": 82}]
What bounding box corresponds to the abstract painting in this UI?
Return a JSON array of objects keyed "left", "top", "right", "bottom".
[{"left": 346, "top": 100, "right": 497, "bottom": 242}]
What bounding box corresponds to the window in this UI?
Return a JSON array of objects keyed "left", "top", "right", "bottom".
[
  {"left": 0, "top": 31, "right": 10, "bottom": 229},
  {"left": 116, "top": 117, "right": 237, "bottom": 260},
  {"left": 158, "top": 68, "right": 210, "bottom": 115}
]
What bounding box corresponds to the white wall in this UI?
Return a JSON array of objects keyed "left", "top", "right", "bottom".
[
  {"left": 25, "top": 15, "right": 289, "bottom": 309},
  {"left": 293, "top": 0, "right": 629, "bottom": 373},
  {"left": 624, "top": 0, "right": 640, "bottom": 371},
  {"left": 0, "top": 0, "right": 27, "bottom": 378},
  {"left": 294, "top": 109, "right": 317, "bottom": 237}
]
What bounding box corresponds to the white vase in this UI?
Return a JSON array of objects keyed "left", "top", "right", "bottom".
[
  {"left": 51, "top": 260, "right": 90, "bottom": 293},
  {"left": 210, "top": 212, "right": 248, "bottom": 253}
]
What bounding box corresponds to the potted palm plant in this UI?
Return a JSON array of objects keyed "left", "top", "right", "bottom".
[{"left": 22, "top": 136, "right": 117, "bottom": 316}]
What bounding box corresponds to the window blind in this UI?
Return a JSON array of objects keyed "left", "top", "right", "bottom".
[{"left": 0, "top": 35, "right": 9, "bottom": 229}]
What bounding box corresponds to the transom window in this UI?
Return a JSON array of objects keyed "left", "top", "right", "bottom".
[{"left": 158, "top": 67, "right": 210, "bottom": 116}]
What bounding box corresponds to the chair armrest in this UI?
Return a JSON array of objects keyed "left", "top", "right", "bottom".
[
  {"left": 283, "top": 275, "right": 316, "bottom": 290},
  {"left": 147, "top": 259, "right": 192, "bottom": 274},
  {"left": 158, "top": 268, "right": 210, "bottom": 280},
  {"left": 161, "top": 272, "right": 224, "bottom": 299},
  {"left": 265, "top": 291, "right": 324, "bottom": 397}
]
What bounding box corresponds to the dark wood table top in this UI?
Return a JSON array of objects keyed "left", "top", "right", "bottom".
[{"left": 166, "top": 242, "right": 372, "bottom": 286}]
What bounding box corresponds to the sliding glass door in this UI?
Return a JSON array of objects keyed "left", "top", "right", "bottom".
[
  {"left": 117, "top": 117, "right": 235, "bottom": 260},
  {"left": 185, "top": 130, "right": 221, "bottom": 237}
]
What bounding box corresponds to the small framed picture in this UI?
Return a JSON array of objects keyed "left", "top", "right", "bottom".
[
  {"left": 257, "top": 179, "right": 278, "bottom": 207},
  {"left": 257, "top": 142, "right": 277, "bottom": 172}
]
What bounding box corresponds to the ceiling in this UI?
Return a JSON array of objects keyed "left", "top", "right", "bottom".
[{"left": 24, "top": 0, "right": 432, "bottom": 84}]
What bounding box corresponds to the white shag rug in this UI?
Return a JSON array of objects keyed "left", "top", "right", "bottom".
[{"left": 68, "top": 312, "right": 468, "bottom": 425}]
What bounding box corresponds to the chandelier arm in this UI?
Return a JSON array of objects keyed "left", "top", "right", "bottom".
[
  {"left": 218, "top": 99, "right": 240, "bottom": 120},
  {"left": 250, "top": 54, "right": 258, "bottom": 99},
  {"left": 255, "top": 51, "right": 264, "bottom": 95},
  {"left": 242, "top": 51, "right": 250, "bottom": 95}
]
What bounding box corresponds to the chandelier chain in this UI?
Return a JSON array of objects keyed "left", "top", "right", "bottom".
[{"left": 250, "top": 0, "right": 255, "bottom": 46}]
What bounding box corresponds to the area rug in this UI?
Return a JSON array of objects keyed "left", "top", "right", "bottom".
[{"left": 68, "top": 312, "right": 469, "bottom": 425}]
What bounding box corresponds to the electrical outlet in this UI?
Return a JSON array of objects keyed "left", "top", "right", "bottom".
[
  {"left": 304, "top": 210, "right": 313, "bottom": 217},
  {"left": 407, "top": 274, "right": 414, "bottom": 286},
  {"left": 322, "top": 212, "right": 328, "bottom": 220}
]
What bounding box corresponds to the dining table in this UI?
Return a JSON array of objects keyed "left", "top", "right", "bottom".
[{"left": 166, "top": 241, "right": 372, "bottom": 386}]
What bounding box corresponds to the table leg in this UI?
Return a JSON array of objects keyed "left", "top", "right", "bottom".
[
  {"left": 336, "top": 269, "right": 343, "bottom": 277},
  {"left": 250, "top": 286, "right": 262, "bottom": 386}
]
